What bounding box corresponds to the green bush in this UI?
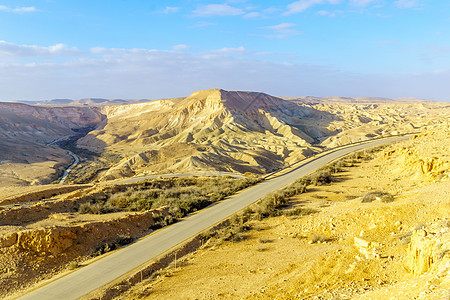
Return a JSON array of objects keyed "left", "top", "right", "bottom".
[
  {"left": 150, "top": 214, "right": 176, "bottom": 230},
  {"left": 67, "top": 261, "right": 80, "bottom": 270}
]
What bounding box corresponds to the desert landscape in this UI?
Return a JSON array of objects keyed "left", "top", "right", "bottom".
[
  {"left": 0, "top": 89, "right": 448, "bottom": 299},
  {"left": 119, "top": 125, "right": 449, "bottom": 300},
  {"left": 2, "top": 1, "right": 450, "bottom": 299}
]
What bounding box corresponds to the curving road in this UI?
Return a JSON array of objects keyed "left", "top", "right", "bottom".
[
  {"left": 18, "top": 135, "right": 411, "bottom": 300},
  {"left": 59, "top": 150, "right": 80, "bottom": 184}
]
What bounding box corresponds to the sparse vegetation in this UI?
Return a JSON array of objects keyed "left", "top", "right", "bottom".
[
  {"left": 282, "top": 207, "right": 318, "bottom": 217},
  {"left": 200, "top": 214, "right": 251, "bottom": 244},
  {"left": 67, "top": 261, "right": 80, "bottom": 270},
  {"left": 92, "top": 235, "right": 134, "bottom": 256},
  {"left": 258, "top": 238, "right": 273, "bottom": 244},
  {"left": 362, "top": 191, "right": 394, "bottom": 203},
  {"left": 199, "top": 169, "right": 330, "bottom": 246},
  {"left": 308, "top": 233, "right": 331, "bottom": 244},
  {"left": 309, "top": 170, "right": 333, "bottom": 186},
  {"left": 149, "top": 213, "right": 176, "bottom": 230},
  {"left": 79, "top": 202, "right": 112, "bottom": 214},
  {"left": 78, "top": 176, "right": 262, "bottom": 225}
]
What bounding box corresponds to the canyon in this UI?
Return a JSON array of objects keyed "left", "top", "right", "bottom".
[{"left": 0, "top": 89, "right": 448, "bottom": 299}]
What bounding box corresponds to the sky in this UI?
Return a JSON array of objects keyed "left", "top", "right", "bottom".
[{"left": 0, "top": 0, "right": 449, "bottom": 101}]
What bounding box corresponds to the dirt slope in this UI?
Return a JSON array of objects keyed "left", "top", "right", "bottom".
[{"left": 120, "top": 125, "right": 449, "bottom": 300}]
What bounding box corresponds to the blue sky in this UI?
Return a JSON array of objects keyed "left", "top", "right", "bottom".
[{"left": 0, "top": 0, "right": 449, "bottom": 101}]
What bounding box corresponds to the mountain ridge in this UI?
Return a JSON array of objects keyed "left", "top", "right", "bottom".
[{"left": 1, "top": 88, "right": 448, "bottom": 185}]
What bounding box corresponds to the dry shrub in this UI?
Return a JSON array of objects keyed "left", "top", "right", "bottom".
[
  {"left": 309, "top": 170, "right": 333, "bottom": 186},
  {"left": 309, "top": 233, "right": 331, "bottom": 244},
  {"left": 362, "top": 191, "right": 394, "bottom": 203},
  {"left": 283, "top": 207, "right": 318, "bottom": 217}
]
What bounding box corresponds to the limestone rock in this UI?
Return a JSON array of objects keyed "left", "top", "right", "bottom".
[
  {"left": 408, "top": 219, "right": 450, "bottom": 276},
  {"left": 16, "top": 227, "right": 77, "bottom": 254}
]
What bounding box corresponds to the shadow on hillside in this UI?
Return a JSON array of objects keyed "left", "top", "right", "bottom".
[
  {"left": 237, "top": 97, "right": 342, "bottom": 144},
  {"left": 54, "top": 125, "right": 115, "bottom": 184}
]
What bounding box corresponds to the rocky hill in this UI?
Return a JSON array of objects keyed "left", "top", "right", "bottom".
[
  {"left": 77, "top": 89, "right": 337, "bottom": 180},
  {"left": 1, "top": 89, "right": 448, "bottom": 185},
  {"left": 76, "top": 90, "right": 448, "bottom": 181}
]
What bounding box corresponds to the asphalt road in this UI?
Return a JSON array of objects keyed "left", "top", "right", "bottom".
[{"left": 18, "top": 135, "right": 411, "bottom": 300}]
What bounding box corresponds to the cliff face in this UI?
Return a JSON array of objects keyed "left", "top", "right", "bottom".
[
  {"left": 379, "top": 124, "right": 450, "bottom": 185},
  {"left": 408, "top": 220, "right": 450, "bottom": 276}
]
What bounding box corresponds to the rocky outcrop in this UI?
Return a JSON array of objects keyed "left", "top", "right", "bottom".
[
  {"left": 381, "top": 126, "right": 450, "bottom": 183},
  {"left": 384, "top": 148, "right": 449, "bottom": 181},
  {"left": 354, "top": 237, "right": 381, "bottom": 259},
  {"left": 408, "top": 219, "right": 450, "bottom": 276},
  {"left": 0, "top": 208, "right": 168, "bottom": 254},
  {"left": 16, "top": 227, "right": 77, "bottom": 254}
]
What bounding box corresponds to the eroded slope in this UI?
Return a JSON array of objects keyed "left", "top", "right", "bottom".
[{"left": 78, "top": 89, "right": 334, "bottom": 180}]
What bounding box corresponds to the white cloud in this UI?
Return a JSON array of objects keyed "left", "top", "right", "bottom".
[
  {"left": 192, "top": 4, "right": 244, "bottom": 17},
  {"left": 205, "top": 46, "right": 247, "bottom": 54},
  {"left": 263, "top": 23, "right": 296, "bottom": 31},
  {"left": 349, "top": 0, "right": 380, "bottom": 7},
  {"left": 284, "top": 0, "right": 342, "bottom": 15},
  {"left": 190, "top": 21, "right": 217, "bottom": 28},
  {"left": 0, "top": 41, "right": 80, "bottom": 57},
  {"left": 263, "top": 7, "right": 282, "bottom": 14},
  {"left": 260, "top": 23, "right": 301, "bottom": 38},
  {"left": 395, "top": 0, "right": 420, "bottom": 9},
  {"left": 161, "top": 6, "right": 179, "bottom": 14},
  {"left": 0, "top": 42, "right": 449, "bottom": 102},
  {"left": 317, "top": 10, "right": 343, "bottom": 17},
  {"left": 172, "top": 44, "right": 191, "bottom": 51},
  {"left": 0, "top": 5, "right": 37, "bottom": 13},
  {"left": 284, "top": 0, "right": 324, "bottom": 15},
  {"left": 243, "top": 12, "right": 261, "bottom": 18},
  {"left": 13, "top": 6, "right": 36, "bottom": 13}
]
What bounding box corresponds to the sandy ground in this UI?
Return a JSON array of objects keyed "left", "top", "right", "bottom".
[{"left": 119, "top": 133, "right": 449, "bottom": 300}]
